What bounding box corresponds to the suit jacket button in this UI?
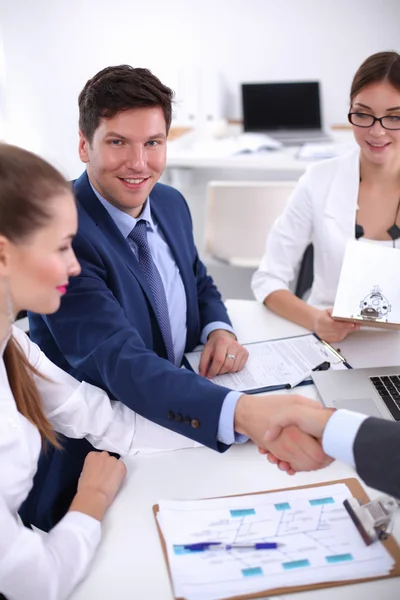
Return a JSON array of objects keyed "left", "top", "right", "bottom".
[
  {"left": 191, "top": 419, "right": 200, "bottom": 428},
  {"left": 175, "top": 413, "right": 183, "bottom": 422},
  {"left": 167, "top": 411, "right": 175, "bottom": 420},
  {"left": 184, "top": 416, "right": 191, "bottom": 425}
]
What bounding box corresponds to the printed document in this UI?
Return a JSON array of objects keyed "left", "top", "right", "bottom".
[
  {"left": 184, "top": 334, "right": 346, "bottom": 392},
  {"left": 157, "top": 483, "right": 394, "bottom": 600}
]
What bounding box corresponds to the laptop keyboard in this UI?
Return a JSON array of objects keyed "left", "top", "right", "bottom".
[{"left": 370, "top": 376, "right": 400, "bottom": 420}]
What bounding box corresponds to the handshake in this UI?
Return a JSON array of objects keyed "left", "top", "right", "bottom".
[{"left": 234, "top": 394, "right": 335, "bottom": 474}]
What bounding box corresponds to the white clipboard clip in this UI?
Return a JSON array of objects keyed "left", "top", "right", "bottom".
[{"left": 344, "top": 495, "right": 399, "bottom": 545}]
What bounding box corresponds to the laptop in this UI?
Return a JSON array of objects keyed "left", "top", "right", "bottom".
[
  {"left": 241, "top": 81, "right": 331, "bottom": 145},
  {"left": 312, "top": 367, "right": 400, "bottom": 421}
]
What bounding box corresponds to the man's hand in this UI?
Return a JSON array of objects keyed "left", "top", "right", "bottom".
[
  {"left": 199, "top": 329, "right": 249, "bottom": 378},
  {"left": 266, "top": 425, "right": 332, "bottom": 472},
  {"left": 262, "top": 403, "right": 335, "bottom": 442},
  {"left": 314, "top": 308, "right": 359, "bottom": 343},
  {"left": 258, "top": 402, "right": 335, "bottom": 474},
  {"left": 234, "top": 394, "right": 331, "bottom": 472}
]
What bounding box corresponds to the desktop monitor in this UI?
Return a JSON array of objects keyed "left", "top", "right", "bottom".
[{"left": 241, "top": 81, "right": 322, "bottom": 132}]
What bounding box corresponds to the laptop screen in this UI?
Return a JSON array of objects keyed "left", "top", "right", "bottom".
[{"left": 241, "top": 81, "right": 321, "bottom": 132}]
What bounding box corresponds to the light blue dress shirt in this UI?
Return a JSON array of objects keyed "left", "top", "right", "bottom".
[
  {"left": 89, "top": 182, "right": 246, "bottom": 445},
  {"left": 322, "top": 409, "right": 368, "bottom": 468}
]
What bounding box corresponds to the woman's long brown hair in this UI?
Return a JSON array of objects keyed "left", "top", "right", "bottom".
[
  {"left": 4, "top": 338, "right": 60, "bottom": 447},
  {"left": 0, "top": 143, "right": 71, "bottom": 447},
  {"left": 350, "top": 51, "right": 400, "bottom": 102}
]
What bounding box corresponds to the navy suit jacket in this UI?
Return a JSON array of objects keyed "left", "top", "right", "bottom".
[
  {"left": 354, "top": 417, "right": 400, "bottom": 499},
  {"left": 22, "top": 172, "right": 232, "bottom": 531}
]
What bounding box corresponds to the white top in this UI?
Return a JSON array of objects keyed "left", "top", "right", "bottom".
[
  {"left": 0, "top": 325, "right": 193, "bottom": 600},
  {"left": 322, "top": 409, "right": 368, "bottom": 467},
  {"left": 252, "top": 148, "right": 361, "bottom": 307},
  {"left": 359, "top": 236, "right": 398, "bottom": 249}
]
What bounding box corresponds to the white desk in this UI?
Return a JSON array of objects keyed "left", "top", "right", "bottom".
[
  {"left": 226, "top": 299, "right": 400, "bottom": 370},
  {"left": 165, "top": 126, "right": 354, "bottom": 174},
  {"left": 164, "top": 129, "right": 355, "bottom": 252},
  {"left": 70, "top": 301, "right": 400, "bottom": 600},
  {"left": 167, "top": 145, "right": 311, "bottom": 174},
  {"left": 164, "top": 146, "right": 309, "bottom": 253}
]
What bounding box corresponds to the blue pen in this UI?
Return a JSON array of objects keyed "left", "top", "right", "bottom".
[{"left": 175, "top": 542, "right": 283, "bottom": 551}]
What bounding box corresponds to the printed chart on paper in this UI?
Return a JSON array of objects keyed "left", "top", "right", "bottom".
[{"left": 157, "top": 483, "right": 394, "bottom": 600}]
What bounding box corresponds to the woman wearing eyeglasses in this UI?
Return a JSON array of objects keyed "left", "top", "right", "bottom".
[{"left": 252, "top": 51, "right": 400, "bottom": 343}]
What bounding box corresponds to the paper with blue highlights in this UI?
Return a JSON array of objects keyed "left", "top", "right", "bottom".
[
  {"left": 242, "top": 567, "right": 263, "bottom": 577},
  {"left": 230, "top": 508, "right": 256, "bottom": 517},
  {"left": 326, "top": 553, "right": 353, "bottom": 563},
  {"left": 309, "top": 496, "right": 335, "bottom": 506},
  {"left": 283, "top": 559, "right": 310, "bottom": 570},
  {"left": 157, "top": 483, "right": 394, "bottom": 599}
]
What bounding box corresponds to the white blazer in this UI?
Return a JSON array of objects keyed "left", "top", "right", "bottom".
[{"left": 252, "top": 148, "right": 360, "bottom": 308}]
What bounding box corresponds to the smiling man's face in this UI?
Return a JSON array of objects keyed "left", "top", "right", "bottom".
[{"left": 79, "top": 106, "right": 167, "bottom": 217}]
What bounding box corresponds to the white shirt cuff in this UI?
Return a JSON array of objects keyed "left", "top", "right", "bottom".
[
  {"left": 63, "top": 511, "right": 103, "bottom": 539},
  {"left": 322, "top": 409, "right": 369, "bottom": 468}
]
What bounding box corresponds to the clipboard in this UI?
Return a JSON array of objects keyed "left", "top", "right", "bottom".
[
  {"left": 332, "top": 315, "right": 400, "bottom": 330},
  {"left": 183, "top": 333, "right": 352, "bottom": 394},
  {"left": 153, "top": 478, "right": 400, "bottom": 600},
  {"left": 332, "top": 240, "right": 400, "bottom": 331}
]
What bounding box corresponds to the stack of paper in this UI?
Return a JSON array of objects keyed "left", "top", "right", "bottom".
[{"left": 156, "top": 483, "right": 394, "bottom": 600}]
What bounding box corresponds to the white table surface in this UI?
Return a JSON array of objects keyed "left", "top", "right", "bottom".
[
  {"left": 70, "top": 300, "right": 400, "bottom": 600},
  {"left": 225, "top": 300, "right": 400, "bottom": 370},
  {"left": 166, "top": 128, "right": 354, "bottom": 172},
  {"left": 167, "top": 145, "right": 310, "bottom": 173}
]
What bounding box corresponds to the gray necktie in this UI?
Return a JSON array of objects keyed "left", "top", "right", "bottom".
[{"left": 128, "top": 219, "right": 175, "bottom": 363}]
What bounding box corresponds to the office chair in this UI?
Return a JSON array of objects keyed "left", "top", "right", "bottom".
[
  {"left": 205, "top": 181, "right": 297, "bottom": 267},
  {"left": 204, "top": 181, "right": 297, "bottom": 299}
]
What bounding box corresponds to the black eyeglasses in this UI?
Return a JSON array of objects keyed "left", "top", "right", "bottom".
[{"left": 348, "top": 112, "right": 400, "bottom": 130}]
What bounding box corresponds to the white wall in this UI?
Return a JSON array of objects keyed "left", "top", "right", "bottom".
[{"left": 0, "top": 0, "right": 399, "bottom": 178}]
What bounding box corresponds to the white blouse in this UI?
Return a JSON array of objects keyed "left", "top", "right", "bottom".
[
  {"left": 0, "top": 326, "right": 195, "bottom": 600},
  {"left": 251, "top": 149, "right": 360, "bottom": 308}
]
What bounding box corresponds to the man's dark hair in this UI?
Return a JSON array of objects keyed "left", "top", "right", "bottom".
[{"left": 78, "top": 65, "right": 174, "bottom": 142}]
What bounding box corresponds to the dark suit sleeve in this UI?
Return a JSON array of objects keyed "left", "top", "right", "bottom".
[
  {"left": 354, "top": 417, "right": 400, "bottom": 499},
  {"left": 37, "top": 230, "right": 231, "bottom": 453}
]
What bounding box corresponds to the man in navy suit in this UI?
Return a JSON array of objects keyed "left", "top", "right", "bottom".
[{"left": 23, "top": 66, "right": 329, "bottom": 531}]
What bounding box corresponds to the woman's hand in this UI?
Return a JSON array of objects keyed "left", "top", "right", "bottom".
[
  {"left": 313, "top": 308, "right": 360, "bottom": 343},
  {"left": 69, "top": 451, "right": 127, "bottom": 521}
]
